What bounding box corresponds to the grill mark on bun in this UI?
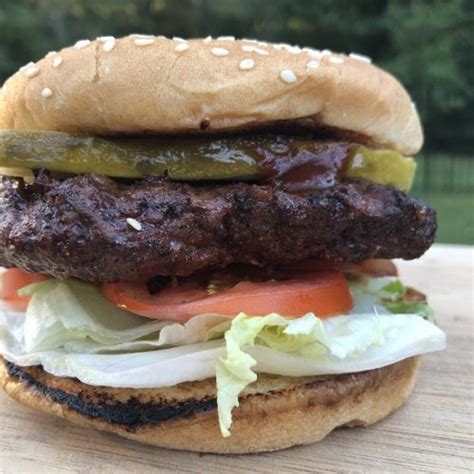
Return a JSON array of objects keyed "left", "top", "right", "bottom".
[{"left": 4, "top": 360, "right": 217, "bottom": 431}]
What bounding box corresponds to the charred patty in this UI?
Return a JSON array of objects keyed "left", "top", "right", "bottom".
[{"left": 0, "top": 172, "right": 436, "bottom": 283}]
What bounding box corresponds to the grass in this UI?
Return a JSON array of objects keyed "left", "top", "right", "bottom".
[{"left": 414, "top": 192, "right": 474, "bottom": 245}]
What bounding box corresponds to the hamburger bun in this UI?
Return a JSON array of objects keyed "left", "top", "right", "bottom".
[
  {"left": 0, "top": 356, "right": 421, "bottom": 454},
  {"left": 0, "top": 36, "right": 422, "bottom": 155}
]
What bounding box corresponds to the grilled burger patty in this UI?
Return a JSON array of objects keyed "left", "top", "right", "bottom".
[{"left": 0, "top": 172, "right": 436, "bottom": 282}]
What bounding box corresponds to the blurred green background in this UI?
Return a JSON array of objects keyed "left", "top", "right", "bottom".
[{"left": 0, "top": 0, "right": 472, "bottom": 244}]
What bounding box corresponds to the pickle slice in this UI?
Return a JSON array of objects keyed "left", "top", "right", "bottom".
[
  {"left": 0, "top": 166, "right": 34, "bottom": 181},
  {"left": 346, "top": 147, "right": 416, "bottom": 192},
  {"left": 0, "top": 130, "right": 416, "bottom": 191},
  {"left": 0, "top": 130, "right": 259, "bottom": 180}
]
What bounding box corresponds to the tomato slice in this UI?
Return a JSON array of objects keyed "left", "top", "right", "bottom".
[
  {"left": 102, "top": 270, "right": 353, "bottom": 322},
  {"left": 0, "top": 268, "right": 51, "bottom": 311}
]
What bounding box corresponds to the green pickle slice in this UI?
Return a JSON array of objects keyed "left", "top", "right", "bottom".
[
  {"left": 0, "top": 166, "right": 34, "bottom": 182},
  {"left": 0, "top": 130, "right": 259, "bottom": 180},
  {"left": 346, "top": 147, "right": 416, "bottom": 192},
  {"left": 0, "top": 130, "right": 416, "bottom": 191}
]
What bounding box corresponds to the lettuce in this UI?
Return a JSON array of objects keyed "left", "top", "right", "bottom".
[
  {"left": 377, "top": 280, "right": 406, "bottom": 301},
  {"left": 16, "top": 279, "right": 230, "bottom": 353},
  {"left": 214, "top": 302, "right": 442, "bottom": 435},
  {"left": 216, "top": 311, "right": 387, "bottom": 436},
  {"left": 350, "top": 277, "right": 436, "bottom": 322},
  {"left": 18, "top": 280, "right": 168, "bottom": 352},
  {"left": 384, "top": 300, "right": 435, "bottom": 322},
  {"left": 215, "top": 313, "right": 330, "bottom": 435},
  {"left": 0, "top": 276, "right": 446, "bottom": 438}
]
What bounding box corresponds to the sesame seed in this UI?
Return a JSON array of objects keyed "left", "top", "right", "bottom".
[
  {"left": 411, "top": 101, "right": 417, "bottom": 111},
  {"left": 258, "top": 41, "right": 268, "bottom": 47},
  {"left": 126, "top": 218, "right": 142, "bottom": 231},
  {"left": 97, "top": 36, "right": 115, "bottom": 43},
  {"left": 134, "top": 38, "right": 155, "bottom": 46},
  {"left": 242, "top": 38, "right": 258, "bottom": 43},
  {"left": 103, "top": 39, "right": 116, "bottom": 52},
  {"left": 45, "top": 51, "right": 57, "bottom": 58},
  {"left": 218, "top": 36, "right": 235, "bottom": 41},
  {"left": 352, "top": 154, "right": 365, "bottom": 168},
  {"left": 329, "top": 56, "right": 344, "bottom": 64},
  {"left": 254, "top": 47, "right": 269, "bottom": 56},
  {"left": 306, "top": 49, "right": 323, "bottom": 60},
  {"left": 19, "top": 62, "right": 34, "bottom": 72},
  {"left": 52, "top": 56, "right": 63, "bottom": 68},
  {"left": 175, "top": 43, "right": 189, "bottom": 53},
  {"left": 173, "top": 36, "right": 187, "bottom": 43},
  {"left": 203, "top": 35, "right": 212, "bottom": 43},
  {"left": 133, "top": 34, "right": 153, "bottom": 39},
  {"left": 280, "top": 69, "right": 297, "bottom": 83},
  {"left": 74, "top": 39, "right": 91, "bottom": 50},
  {"left": 306, "top": 60, "right": 320, "bottom": 70},
  {"left": 285, "top": 45, "right": 302, "bottom": 54},
  {"left": 321, "top": 49, "right": 332, "bottom": 56},
  {"left": 349, "top": 52, "right": 371, "bottom": 63},
  {"left": 272, "top": 44, "right": 283, "bottom": 50},
  {"left": 41, "top": 87, "right": 53, "bottom": 98},
  {"left": 211, "top": 47, "right": 229, "bottom": 57},
  {"left": 239, "top": 58, "right": 255, "bottom": 70},
  {"left": 241, "top": 45, "right": 269, "bottom": 56},
  {"left": 25, "top": 66, "right": 39, "bottom": 78}
]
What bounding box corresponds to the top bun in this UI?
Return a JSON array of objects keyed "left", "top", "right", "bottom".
[{"left": 0, "top": 35, "right": 422, "bottom": 155}]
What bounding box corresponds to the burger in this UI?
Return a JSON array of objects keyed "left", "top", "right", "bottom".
[{"left": 0, "top": 35, "right": 446, "bottom": 453}]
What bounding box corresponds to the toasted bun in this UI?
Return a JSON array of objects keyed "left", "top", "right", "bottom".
[
  {"left": 0, "top": 36, "right": 422, "bottom": 155},
  {"left": 1, "top": 356, "right": 420, "bottom": 454}
]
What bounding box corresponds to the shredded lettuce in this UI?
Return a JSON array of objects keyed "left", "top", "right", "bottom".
[
  {"left": 384, "top": 300, "right": 435, "bottom": 322},
  {"left": 18, "top": 280, "right": 169, "bottom": 352},
  {"left": 377, "top": 280, "right": 406, "bottom": 301},
  {"left": 350, "top": 276, "right": 436, "bottom": 322},
  {"left": 215, "top": 310, "right": 389, "bottom": 436},
  {"left": 0, "top": 275, "right": 446, "bottom": 438},
  {"left": 214, "top": 313, "right": 330, "bottom": 435}
]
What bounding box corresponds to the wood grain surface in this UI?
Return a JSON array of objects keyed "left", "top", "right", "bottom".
[{"left": 0, "top": 244, "right": 472, "bottom": 473}]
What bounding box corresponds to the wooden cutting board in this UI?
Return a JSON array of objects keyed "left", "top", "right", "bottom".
[{"left": 0, "top": 244, "right": 472, "bottom": 473}]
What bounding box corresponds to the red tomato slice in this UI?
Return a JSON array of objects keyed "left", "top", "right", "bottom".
[
  {"left": 0, "top": 268, "right": 51, "bottom": 311},
  {"left": 101, "top": 270, "right": 353, "bottom": 322}
]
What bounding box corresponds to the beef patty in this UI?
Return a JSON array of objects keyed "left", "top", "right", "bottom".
[{"left": 0, "top": 172, "right": 436, "bottom": 282}]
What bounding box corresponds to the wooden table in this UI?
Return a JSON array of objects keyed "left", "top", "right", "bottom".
[{"left": 0, "top": 244, "right": 472, "bottom": 473}]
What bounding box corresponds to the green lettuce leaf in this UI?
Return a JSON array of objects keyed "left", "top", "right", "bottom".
[
  {"left": 18, "top": 279, "right": 231, "bottom": 353},
  {"left": 351, "top": 277, "right": 436, "bottom": 322},
  {"left": 377, "top": 280, "right": 406, "bottom": 301},
  {"left": 375, "top": 279, "right": 435, "bottom": 322},
  {"left": 19, "top": 279, "right": 169, "bottom": 352},
  {"left": 384, "top": 300, "right": 435, "bottom": 322},
  {"left": 216, "top": 313, "right": 331, "bottom": 436}
]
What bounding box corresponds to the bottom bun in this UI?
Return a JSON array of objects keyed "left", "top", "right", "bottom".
[{"left": 0, "top": 356, "right": 420, "bottom": 454}]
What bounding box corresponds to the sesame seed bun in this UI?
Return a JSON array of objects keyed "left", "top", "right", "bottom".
[
  {"left": 0, "top": 356, "right": 421, "bottom": 454},
  {"left": 0, "top": 35, "right": 422, "bottom": 155}
]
